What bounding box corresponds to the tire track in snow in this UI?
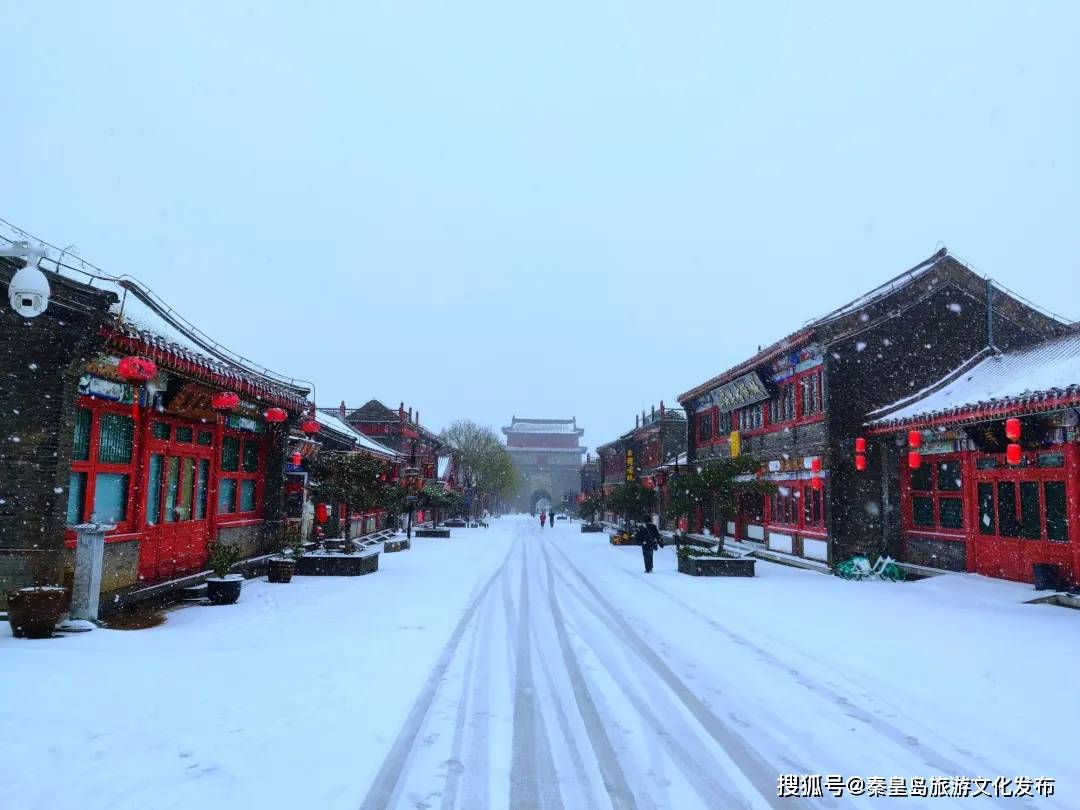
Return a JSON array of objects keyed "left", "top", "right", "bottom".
[
  {"left": 619, "top": 566, "right": 1038, "bottom": 809},
  {"left": 359, "top": 539, "right": 518, "bottom": 810},
  {"left": 545, "top": 545, "right": 759, "bottom": 809},
  {"left": 509, "top": 542, "right": 565, "bottom": 810},
  {"left": 536, "top": 540, "right": 641, "bottom": 810},
  {"left": 546, "top": 540, "right": 810, "bottom": 810}
]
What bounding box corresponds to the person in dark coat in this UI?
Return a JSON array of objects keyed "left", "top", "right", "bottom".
[
  {"left": 637, "top": 522, "right": 663, "bottom": 572},
  {"left": 548, "top": 509, "right": 556, "bottom": 528}
]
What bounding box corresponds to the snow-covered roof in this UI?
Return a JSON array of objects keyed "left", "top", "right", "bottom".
[
  {"left": 807, "top": 249, "right": 947, "bottom": 327},
  {"left": 503, "top": 418, "right": 582, "bottom": 435},
  {"left": 315, "top": 410, "right": 402, "bottom": 459},
  {"left": 868, "top": 331, "right": 1080, "bottom": 427}
]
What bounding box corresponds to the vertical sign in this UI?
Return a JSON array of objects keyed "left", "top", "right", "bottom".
[
  {"left": 730, "top": 430, "right": 741, "bottom": 459},
  {"left": 625, "top": 449, "right": 635, "bottom": 481}
]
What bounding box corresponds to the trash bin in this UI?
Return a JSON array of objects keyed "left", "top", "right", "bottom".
[{"left": 1032, "top": 563, "right": 1060, "bottom": 591}]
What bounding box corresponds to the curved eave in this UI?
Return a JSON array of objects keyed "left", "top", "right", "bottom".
[
  {"left": 106, "top": 328, "right": 308, "bottom": 412},
  {"left": 865, "top": 388, "right": 1080, "bottom": 435}
]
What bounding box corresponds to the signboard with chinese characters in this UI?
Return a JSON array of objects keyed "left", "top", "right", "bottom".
[
  {"left": 227, "top": 413, "right": 265, "bottom": 433},
  {"left": 625, "top": 448, "right": 635, "bottom": 481},
  {"left": 692, "top": 372, "right": 770, "bottom": 414},
  {"left": 729, "top": 430, "right": 741, "bottom": 458},
  {"left": 769, "top": 344, "right": 825, "bottom": 383},
  {"left": 77, "top": 374, "right": 135, "bottom": 404}
]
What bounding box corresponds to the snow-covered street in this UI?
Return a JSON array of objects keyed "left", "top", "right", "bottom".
[{"left": 3, "top": 515, "right": 1077, "bottom": 809}]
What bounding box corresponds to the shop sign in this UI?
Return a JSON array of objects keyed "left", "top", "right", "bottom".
[
  {"left": 694, "top": 372, "right": 770, "bottom": 413},
  {"left": 770, "top": 344, "right": 824, "bottom": 382},
  {"left": 227, "top": 413, "right": 264, "bottom": 433},
  {"left": 625, "top": 448, "right": 635, "bottom": 481},
  {"left": 78, "top": 374, "right": 134, "bottom": 404},
  {"left": 730, "top": 430, "right": 741, "bottom": 458}
]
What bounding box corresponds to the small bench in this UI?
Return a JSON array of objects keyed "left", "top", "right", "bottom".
[{"left": 415, "top": 528, "right": 451, "bottom": 538}]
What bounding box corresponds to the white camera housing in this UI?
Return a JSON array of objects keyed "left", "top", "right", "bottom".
[{"left": 8, "top": 263, "right": 51, "bottom": 318}]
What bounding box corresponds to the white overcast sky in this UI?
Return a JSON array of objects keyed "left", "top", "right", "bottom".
[{"left": 5, "top": 2, "right": 1078, "bottom": 450}]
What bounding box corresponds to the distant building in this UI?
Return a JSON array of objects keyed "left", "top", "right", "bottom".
[{"left": 501, "top": 417, "right": 586, "bottom": 512}]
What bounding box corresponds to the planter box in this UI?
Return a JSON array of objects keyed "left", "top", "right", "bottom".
[
  {"left": 678, "top": 556, "right": 755, "bottom": 577},
  {"left": 580, "top": 523, "right": 603, "bottom": 533},
  {"left": 383, "top": 538, "right": 410, "bottom": 553},
  {"left": 296, "top": 552, "right": 379, "bottom": 577},
  {"left": 415, "top": 528, "right": 451, "bottom": 538}
]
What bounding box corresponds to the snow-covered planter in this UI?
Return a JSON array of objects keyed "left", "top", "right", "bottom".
[
  {"left": 415, "top": 528, "right": 450, "bottom": 538},
  {"left": 267, "top": 558, "right": 295, "bottom": 583},
  {"left": 6, "top": 586, "right": 67, "bottom": 639},
  {"left": 580, "top": 523, "right": 603, "bottom": 533},
  {"left": 206, "top": 575, "right": 244, "bottom": 605},
  {"left": 296, "top": 549, "right": 380, "bottom": 576},
  {"left": 677, "top": 547, "right": 755, "bottom": 577},
  {"left": 383, "top": 537, "right": 410, "bottom": 553}
]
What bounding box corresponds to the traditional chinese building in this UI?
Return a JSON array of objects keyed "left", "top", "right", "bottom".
[
  {"left": 676, "top": 249, "right": 1069, "bottom": 568},
  {"left": 501, "top": 417, "right": 586, "bottom": 513},
  {"left": 345, "top": 400, "right": 444, "bottom": 481},
  {"left": 866, "top": 331, "right": 1080, "bottom": 586},
  {"left": 1, "top": 255, "right": 309, "bottom": 605},
  {"left": 595, "top": 403, "right": 686, "bottom": 526}
]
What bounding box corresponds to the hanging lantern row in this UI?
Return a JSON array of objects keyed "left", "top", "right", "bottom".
[
  {"left": 211, "top": 391, "right": 240, "bottom": 411},
  {"left": 854, "top": 436, "right": 867, "bottom": 472},
  {"left": 1005, "top": 418, "right": 1022, "bottom": 465},
  {"left": 264, "top": 407, "right": 288, "bottom": 424},
  {"left": 118, "top": 355, "right": 158, "bottom": 382},
  {"left": 907, "top": 430, "right": 922, "bottom": 469}
]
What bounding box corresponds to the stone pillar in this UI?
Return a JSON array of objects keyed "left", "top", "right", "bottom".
[{"left": 66, "top": 522, "right": 115, "bottom": 627}]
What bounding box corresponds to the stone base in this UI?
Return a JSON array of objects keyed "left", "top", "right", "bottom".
[
  {"left": 383, "top": 538, "right": 410, "bottom": 553},
  {"left": 415, "top": 528, "right": 451, "bottom": 538},
  {"left": 580, "top": 523, "right": 603, "bottom": 533},
  {"left": 678, "top": 556, "right": 755, "bottom": 577},
  {"left": 296, "top": 553, "right": 379, "bottom": 576}
]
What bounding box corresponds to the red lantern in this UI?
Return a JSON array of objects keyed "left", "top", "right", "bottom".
[
  {"left": 290, "top": 451, "right": 302, "bottom": 466},
  {"left": 854, "top": 437, "right": 866, "bottom": 453},
  {"left": 1006, "top": 443, "right": 1022, "bottom": 465},
  {"left": 117, "top": 356, "right": 157, "bottom": 382},
  {"left": 811, "top": 476, "right": 823, "bottom": 491},
  {"left": 264, "top": 407, "right": 287, "bottom": 423},
  {"left": 301, "top": 419, "right": 320, "bottom": 436},
  {"left": 908, "top": 450, "right": 922, "bottom": 469},
  {"left": 211, "top": 391, "right": 240, "bottom": 411},
  {"left": 315, "top": 503, "right": 329, "bottom": 524},
  {"left": 810, "top": 457, "right": 822, "bottom": 473},
  {"left": 908, "top": 430, "right": 922, "bottom": 449},
  {"left": 855, "top": 454, "right": 867, "bottom": 471},
  {"left": 1005, "top": 417, "right": 1021, "bottom": 441}
]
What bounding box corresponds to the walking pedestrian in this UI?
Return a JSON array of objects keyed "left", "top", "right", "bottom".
[
  {"left": 548, "top": 509, "right": 555, "bottom": 528},
  {"left": 637, "top": 521, "right": 663, "bottom": 573},
  {"left": 540, "top": 511, "right": 547, "bottom": 528}
]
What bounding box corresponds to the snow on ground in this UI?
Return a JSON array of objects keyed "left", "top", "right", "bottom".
[{"left": 3, "top": 515, "right": 1077, "bottom": 809}]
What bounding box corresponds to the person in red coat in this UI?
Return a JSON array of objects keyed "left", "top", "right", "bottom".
[{"left": 539, "top": 511, "right": 547, "bottom": 528}]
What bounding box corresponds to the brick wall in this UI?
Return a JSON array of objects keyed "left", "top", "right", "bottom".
[{"left": 0, "top": 262, "right": 115, "bottom": 602}]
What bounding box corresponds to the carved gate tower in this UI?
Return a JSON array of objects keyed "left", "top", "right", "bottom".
[{"left": 501, "top": 417, "right": 586, "bottom": 512}]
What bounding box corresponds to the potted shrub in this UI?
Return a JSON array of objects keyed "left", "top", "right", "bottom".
[
  {"left": 267, "top": 525, "right": 298, "bottom": 584},
  {"left": 6, "top": 585, "right": 67, "bottom": 639},
  {"left": 205, "top": 541, "right": 244, "bottom": 605}
]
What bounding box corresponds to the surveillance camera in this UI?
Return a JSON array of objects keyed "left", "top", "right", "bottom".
[{"left": 8, "top": 263, "right": 51, "bottom": 318}]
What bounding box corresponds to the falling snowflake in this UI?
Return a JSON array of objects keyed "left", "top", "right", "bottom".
[
  {"left": 865, "top": 502, "right": 881, "bottom": 516},
  {"left": 948, "top": 302, "right": 962, "bottom": 313},
  {"left": 883, "top": 338, "right": 892, "bottom": 346},
  {"left": 28, "top": 363, "right": 38, "bottom": 370},
  {"left": 53, "top": 487, "right": 64, "bottom": 494},
  {"left": 859, "top": 312, "right": 869, "bottom": 322},
  {"left": 855, "top": 341, "right": 867, "bottom": 352}
]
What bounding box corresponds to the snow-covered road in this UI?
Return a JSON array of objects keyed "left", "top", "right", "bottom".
[{"left": 3, "top": 515, "right": 1077, "bottom": 809}]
